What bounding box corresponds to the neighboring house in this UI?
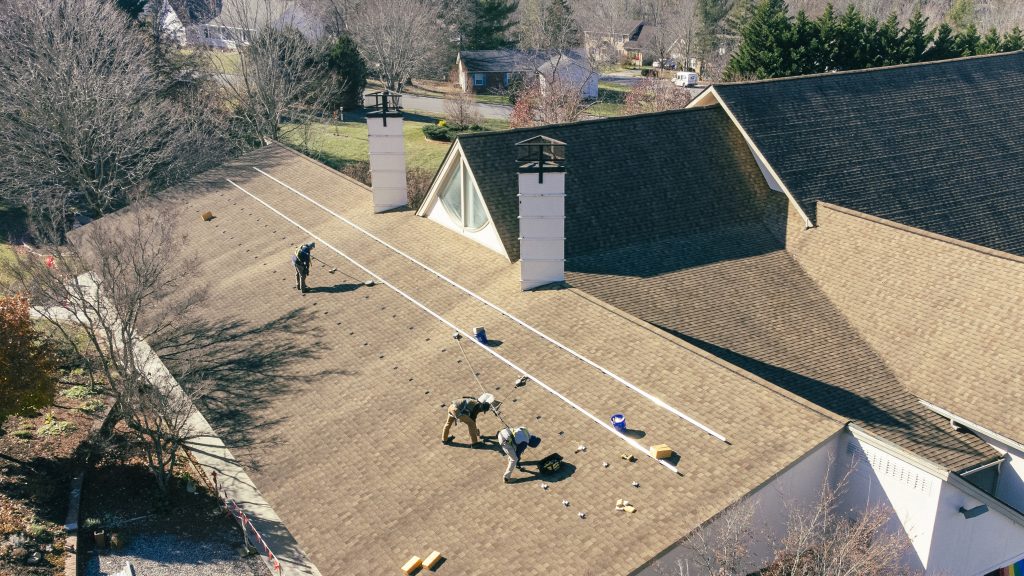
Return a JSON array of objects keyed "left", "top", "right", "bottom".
[
  {"left": 417, "top": 52, "right": 1024, "bottom": 575},
  {"left": 456, "top": 50, "right": 597, "bottom": 99},
  {"left": 187, "top": 0, "right": 318, "bottom": 49},
  {"left": 74, "top": 53, "right": 1024, "bottom": 576},
  {"left": 583, "top": 20, "right": 643, "bottom": 63},
  {"left": 537, "top": 54, "right": 599, "bottom": 100},
  {"left": 454, "top": 50, "right": 551, "bottom": 93},
  {"left": 146, "top": 0, "right": 187, "bottom": 46}
]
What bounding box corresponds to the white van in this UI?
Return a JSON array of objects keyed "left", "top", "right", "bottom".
[{"left": 672, "top": 71, "right": 699, "bottom": 87}]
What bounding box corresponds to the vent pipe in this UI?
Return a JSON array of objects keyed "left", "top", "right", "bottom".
[
  {"left": 516, "top": 136, "right": 566, "bottom": 291},
  {"left": 366, "top": 90, "right": 407, "bottom": 213}
]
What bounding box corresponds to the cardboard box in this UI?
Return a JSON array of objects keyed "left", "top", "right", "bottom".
[{"left": 649, "top": 444, "right": 673, "bottom": 459}]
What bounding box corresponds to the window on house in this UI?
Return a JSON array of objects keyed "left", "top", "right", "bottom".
[
  {"left": 438, "top": 157, "right": 489, "bottom": 230},
  {"left": 474, "top": 73, "right": 486, "bottom": 86},
  {"left": 504, "top": 73, "right": 512, "bottom": 86}
]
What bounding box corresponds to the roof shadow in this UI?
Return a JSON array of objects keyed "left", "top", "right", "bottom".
[
  {"left": 566, "top": 223, "right": 782, "bottom": 279},
  {"left": 662, "top": 329, "right": 907, "bottom": 430}
]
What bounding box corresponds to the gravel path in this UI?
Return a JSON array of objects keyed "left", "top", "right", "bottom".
[{"left": 84, "top": 533, "right": 266, "bottom": 576}]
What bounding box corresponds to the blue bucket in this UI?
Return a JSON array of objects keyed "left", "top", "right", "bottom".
[
  {"left": 474, "top": 327, "right": 488, "bottom": 345},
  {"left": 611, "top": 413, "right": 626, "bottom": 431}
]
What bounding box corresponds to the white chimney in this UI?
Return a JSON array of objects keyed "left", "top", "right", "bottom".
[
  {"left": 516, "top": 136, "right": 566, "bottom": 291},
  {"left": 366, "top": 91, "right": 407, "bottom": 213}
]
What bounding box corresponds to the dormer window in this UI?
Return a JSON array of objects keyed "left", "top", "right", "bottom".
[{"left": 438, "top": 157, "right": 488, "bottom": 230}]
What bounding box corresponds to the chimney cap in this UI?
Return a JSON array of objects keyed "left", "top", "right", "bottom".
[
  {"left": 367, "top": 90, "right": 403, "bottom": 118},
  {"left": 515, "top": 135, "right": 566, "bottom": 173}
]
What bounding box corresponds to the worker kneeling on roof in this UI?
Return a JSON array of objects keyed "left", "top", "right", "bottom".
[
  {"left": 498, "top": 426, "right": 540, "bottom": 484},
  {"left": 292, "top": 242, "right": 314, "bottom": 293},
  {"left": 441, "top": 396, "right": 491, "bottom": 446}
]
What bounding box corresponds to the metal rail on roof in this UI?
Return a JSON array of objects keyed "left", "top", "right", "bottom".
[
  {"left": 225, "top": 177, "right": 683, "bottom": 476},
  {"left": 251, "top": 166, "right": 730, "bottom": 444}
]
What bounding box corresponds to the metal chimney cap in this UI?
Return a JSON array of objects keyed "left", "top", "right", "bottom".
[
  {"left": 515, "top": 135, "right": 566, "bottom": 173},
  {"left": 366, "top": 90, "right": 403, "bottom": 118}
]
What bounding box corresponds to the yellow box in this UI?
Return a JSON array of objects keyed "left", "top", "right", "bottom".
[
  {"left": 423, "top": 551, "right": 442, "bottom": 569},
  {"left": 201, "top": 211, "right": 214, "bottom": 221},
  {"left": 649, "top": 444, "right": 673, "bottom": 459},
  {"left": 401, "top": 555, "right": 422, "bottom": 574}
]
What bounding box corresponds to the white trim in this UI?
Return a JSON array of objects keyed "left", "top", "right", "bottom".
[
  {"left": 921, "top": 399, "right": 1024, "bottom": 454},
  {"left": 226, "top": 177, "right": 685, "bottom": 476},
  {"left": 417, "top": 141, "right": 463, "bottom": 218},
  {"left": 686, "top": 86, "right": 814, "bottom": 229}
]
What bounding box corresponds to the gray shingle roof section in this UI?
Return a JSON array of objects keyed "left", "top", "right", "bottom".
[
  {"left": 713, "top": 51, "right": 1024, "bottom": 256},
  {"left": 458, "top": 106, "right": 775, "bottom": 261},
  {"left": 458, "top": 50, "right": 552, "bottom": 72}
]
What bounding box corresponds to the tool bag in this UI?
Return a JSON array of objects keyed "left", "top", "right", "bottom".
[{"left": 538, "top": 453, "right": 564, "bottom": 474}]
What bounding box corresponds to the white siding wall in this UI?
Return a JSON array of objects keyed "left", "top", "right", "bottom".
[
  {"left": 979, "top": 433, "right": 1024, "bottom": 512},
  {"left": 928, "top": 480, "right": 1024, "bottom": 575}
]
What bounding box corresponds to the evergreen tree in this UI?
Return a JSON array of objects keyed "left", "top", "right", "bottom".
[
  {"left": 323, "top": 34, "right": 368, "bottom": 110},
  {"left": 977, "top": 27, "right": 1001, "bottom": 54},
  {"left": 542, "top": 0, "right": 581, "bottom": 50},
  {"left": 464, "top": 0, "right": 519, "bottom": 50},
  {"left": 924, "top": 23, "right": 958, "bottom": 61},
  {"left": 947, "top": 0, "right": 976, "bottom": 32},
  {"left": 873, "top": 13, "right": 903, "bottom": 67},
  {"left": 835, "top": 5, "right": 871, "bottom": 70},
  {"left": 900, "top": 8, "right": 931, "bottom": 63},
  {"left": 812, "top": 4, "right": 840, "bottom": 72},
  {"left": 789, "top": 11, "right": 816, "bottom": 74},
  {"left": 1002, "top": 27, "right": 1024, "bottom": 51},
  {"left": 695, "top": 0, "right": 731, "bottom": 66},
  {"left": 723, "top": 0, "right": 792, "bottom": 80},
  {"left": 953, "top": 23, "right": 980, "bottom": 56}
]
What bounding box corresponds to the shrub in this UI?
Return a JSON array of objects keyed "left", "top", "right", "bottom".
[
  {"left": 1, "top": 295, "right": 57, "bottom": 426},
  {"left": 61, "top": 385, "right": 95, "bottom": 399},
  {"left": 421, "top": 123, "right": 488, "bottom": 142},
  {"left": 36, "top": 411, "right": 74, "bottom": 436},
  {"left": 12, "top": 428, "right": 34, "bottom": 439},
  {"left": 422, "top": 124, "right": 451, "bottom": 141},
  {"left": 406, "top": 167, "right": 434, "bottom": 210},
  {"left": 78, "top": 398, "right": 105, "bottom": 413}
]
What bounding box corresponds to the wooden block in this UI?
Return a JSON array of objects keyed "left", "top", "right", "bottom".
[
  {"left": 402, "top": 555, "right": 422, "bottom": 574},
  {"left": 201, "top": 211, "right": 214, "bottom": 221},
  {"left": 649, "top": 444, "right": 673, "bottom": 459},
  {"left": 423, "top": 551, "right": 442, "bottom": 569}
]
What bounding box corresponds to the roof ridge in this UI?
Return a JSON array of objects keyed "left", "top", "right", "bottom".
[
  {"left": 457, "top": 106, "right": 723, "bottom": 141},
  {"left": 716, "top": 50, "right": 1023, "bottom": 87}
]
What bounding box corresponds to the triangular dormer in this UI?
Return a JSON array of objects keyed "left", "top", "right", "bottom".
[{"left": 416, "top": 141, "right": 510, "bottom": 260}]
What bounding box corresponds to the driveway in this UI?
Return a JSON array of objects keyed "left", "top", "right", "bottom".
[{"left": 599, "top": 69, "right": 643, "bottom": 88}]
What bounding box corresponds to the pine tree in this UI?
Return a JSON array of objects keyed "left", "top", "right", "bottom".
[
  {"left": 835, "top": 4, "right": 870, "bottom": 70},
  {"left": 900, "top": 8, "right": 932, "bottom": 63},
  {"left": 723, "top": 0, "right": 792, "bottom": 80},
  {"left": 695, "top": 0, "right": 731, "bottom": 65},
  {"left": 464, "top": 0, "right": 519, "bottom": 50},
  {"left": 1002, "top": 27, "right": 1024, "bottom": 51},
  {"left": 323, "top": 35, "right": 368, "bottom": 110},
  {"left": 953, "top": 23, "right": 980, "bottom": 56},
  {"left": 946, "top": 0, "right": 976, "bottom": 32},
  {"left": 789, "top": 11, "right": 816, "bottom": 74},
  {"left": 812, "top": 4, "right": 840, "bottom": 72},
  {"left": 873, "top": 13, "right": 902, "bottom": 67},
  {"left": 542, "top": 0, "right": 581, "bottom": 50},
  {"left": 925, "top": 23, "right": 958, "bottom": 61},
  {"left": 976, "top": 28, "right": 1001, "bottom": 54}
]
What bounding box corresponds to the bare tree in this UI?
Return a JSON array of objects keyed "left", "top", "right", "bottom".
[
  {"left": 219, "top": 0, "right": 331, "bottom": 141},
  {"left": 443, "top": 90, "right": 484, "bottom": 125},
  {"left": 508, "top": 73, "right": 591, "bottom": 127},
  {"left": 3, "top": 208, "right": 208, "bottom": 493},
  {"left": 673, "top": 461, "right": 913, "bottom": 576},
  {"left": 346, "top": 0, "right": 448, "bottom": 91},
  {"left": 0, "top": 0, "right": 225, "bottom": 229},
  {"left": 623, "top": 76, "right": 691, "bottom": 115}
]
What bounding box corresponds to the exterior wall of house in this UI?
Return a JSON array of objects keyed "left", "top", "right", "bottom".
[
  {"left": 463, "top": 71, "right": 516, "bottom": 94},
  {"left": 635, "top": 433, "right": 844, "bottom": 575},
  {"left": 783, "top": 204, "right": 1024, "bottom": 447},
  {"left": 977, "top": 432, "right": 1024, "bottom": 511},
  {"left": 928, "top": 478, "right": 1024, "bottom": 574}
]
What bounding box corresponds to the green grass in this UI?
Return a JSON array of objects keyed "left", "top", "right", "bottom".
[
  {"left": 587, "top": 83, "right": 630, "bottom": 117},
  {"left": 209, "top": 50, "right": 242, "bottom": 75},
  {"left": 280, "top": 111, "right": 508, "bottom": 175},
  {"left": 0, "top": 203, "right": 28, "bottom": 287}
]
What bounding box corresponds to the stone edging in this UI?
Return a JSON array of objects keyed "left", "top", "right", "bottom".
[{"left": 64, "top": 398, "right": 116, "bottom": 576}]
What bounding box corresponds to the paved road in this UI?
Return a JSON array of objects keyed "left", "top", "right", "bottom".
[{"left": 364, "top": 90, "right": 512, "bottom": 120}]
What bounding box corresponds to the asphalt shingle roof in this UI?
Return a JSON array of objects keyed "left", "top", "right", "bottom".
[
  {"left": 458, "top": 106, "right": 774, "bottom": 262},
  {"left": 458, "top": 50, "right": 552, "bottom": 73},
  {"left": 78, "top": 144, "right": 843, "bottom": 575},
  {"left": 713, "top": 51, "right": 1024, "bottom": 257}
]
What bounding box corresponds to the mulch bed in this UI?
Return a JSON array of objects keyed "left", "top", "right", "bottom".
[{"left": 0, "top": 381, "right": 110, "bottom": 576}]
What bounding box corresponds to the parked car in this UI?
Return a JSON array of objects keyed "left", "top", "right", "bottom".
[{"left": 672, "top": 71, "right": 699, "bottom": 87}]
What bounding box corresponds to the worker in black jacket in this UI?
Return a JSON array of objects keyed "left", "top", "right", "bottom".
[{"left": 292, "top": 242, "right": 314, "bottom": 292}]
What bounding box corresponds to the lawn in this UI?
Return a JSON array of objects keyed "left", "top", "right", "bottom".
[
  {"left": 280, "top": 110, "right": 508, "bottom": 177},
  {"left": 208, "top": 50, "right": 242, "bottom": 75},
  {"left": 0, "top": 203, "right": 28, "bottom": 287},
  {"left": 589, "top": 82, "right": 630, "bottom": 117}
]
